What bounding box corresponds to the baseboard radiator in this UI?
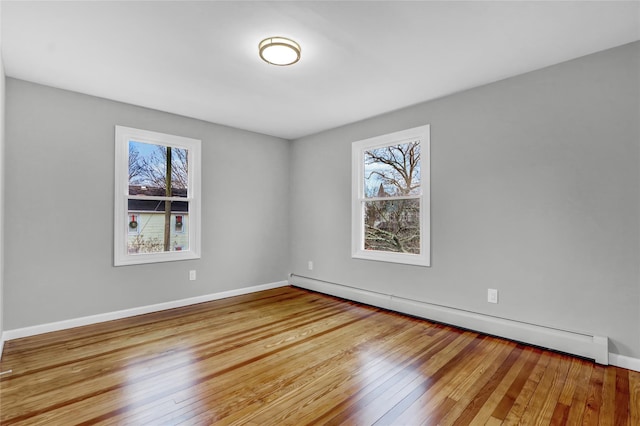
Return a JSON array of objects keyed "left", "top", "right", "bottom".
[{"left": 289, "top": 274, "right": 608, "bottom": 365}]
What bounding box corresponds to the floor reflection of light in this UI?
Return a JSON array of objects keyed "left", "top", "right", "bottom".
[
  {"left": 351, "top": 349, "right": 427, "bottom": 420},
  {"left": 120, "top": 348, "right": 201, "bottom": 422},
  {"left": 358, "top": 350, "right": 411, "bottom": 382},
  {"left": 358, "top": 348, "right": 423, "bottom": 383}
]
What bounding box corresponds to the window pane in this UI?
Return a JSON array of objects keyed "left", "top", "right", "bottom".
[
  {"left": 364, "top": 141, "right": 420, "bottom": 197},
  {"left": 364, "top": 199, "right": 420, "bottom": 254},
  {"left": 127, "top": 200, "right": 189, "bottom": 253},
  {"left": 128, "top": 141, "right": 188, "bottom": 198}
]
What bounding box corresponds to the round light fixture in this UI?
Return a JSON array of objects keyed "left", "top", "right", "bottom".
[{"left": 259, "top": 36, "right": 301, "bottom": 66}]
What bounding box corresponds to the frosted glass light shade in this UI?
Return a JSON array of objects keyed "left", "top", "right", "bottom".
[{"left": 259, "top": 37, "right": 301, "bottom": 66}]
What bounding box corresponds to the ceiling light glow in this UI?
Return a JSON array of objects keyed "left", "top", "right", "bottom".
[{"left": 259, "top": 37, "right": 301, "bottom": 66}]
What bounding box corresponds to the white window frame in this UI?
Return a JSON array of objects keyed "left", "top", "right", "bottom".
[
  {"left": 351, "top": 125, "right": 430, "bottom": 266},
  {"left": 114, "top": 126, "right": 201, "bottom": 266}
]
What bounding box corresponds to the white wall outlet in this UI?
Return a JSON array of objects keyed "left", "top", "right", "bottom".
[
  {"left": 189, "top": 270, "right": 196, "bottom": 281},
  {"left": 308, "top": 261, "right": 314, "bottom": 271},
  {"left": 488, "top": 288, "right": 498, "bottom": 304}
]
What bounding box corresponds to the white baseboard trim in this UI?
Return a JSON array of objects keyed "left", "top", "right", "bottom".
[
  {"left": 0, "top": 334, "right": 5, "bottom": 361},
  {"left": 290, "top": 275, "right": 609, "bottom": 365},
  {"left": 3, "top": 280, "right": 288, "bottom": 342},
  {"left": 609, "top": 353, "right": 640, "bottom": 372}
]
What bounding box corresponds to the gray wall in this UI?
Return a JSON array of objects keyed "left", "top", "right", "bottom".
[
  {"left": 0, "top": 2, "right": 5, "bottom": 344},
  {"left": 4, "top": 42, "right": 639, "bottom": 359},
  {"left": 4, "top": 79, "right": 290, "bottom": 329},
  {"left": 289, "top": 42, "right": 640, "bottom": 358}
]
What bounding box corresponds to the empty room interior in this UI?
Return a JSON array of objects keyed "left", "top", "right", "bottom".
[{"left": 0, "top": 1, "right": 639, "bottom": 424}]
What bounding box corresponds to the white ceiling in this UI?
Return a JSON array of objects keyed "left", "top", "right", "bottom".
[{"left": 2, "top": 1, "right": 639, "bottom": 140}]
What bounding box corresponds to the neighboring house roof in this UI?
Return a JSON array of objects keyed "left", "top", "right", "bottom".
[
  {"left": 129, "top": 185, "right": 187, "bottom": 197},
  {"left": 128, "top": 186, "right": 188, "bottom": 213}
]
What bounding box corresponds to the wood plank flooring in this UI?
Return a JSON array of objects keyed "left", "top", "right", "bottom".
[{"left": 0, "top": 286, "right": 637, "bottom": 425}]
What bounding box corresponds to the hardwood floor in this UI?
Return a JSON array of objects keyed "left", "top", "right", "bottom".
[{"left": 0, "top": 286, "right": 638, "bottom": 425}]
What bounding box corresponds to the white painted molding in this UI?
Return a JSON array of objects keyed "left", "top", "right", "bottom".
[
  {"left": 3, "top": 280, "right": 288, "bottom": 342},
  {"left": 114, "top": 126, "right": 202, "bottom": 266},
  {"left": 290, "top": 274, "right": 610, "bottom": 365},
  {"left": 609, "top": 353, "right": 640, "bottom": 372},
  {"left": 0, "top": 335, "right": 5, "bottom": 361},
  {"left": 351, "top": 125, "right": 431, "bottom": 267}
]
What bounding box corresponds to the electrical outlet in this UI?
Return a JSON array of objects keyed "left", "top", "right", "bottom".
[
  {"left": 308, "top": 261, "right": 314, "bottom": 271},
  {"left": 189, "top": 270, "right": 196, "bottom": 281},
  {"left": 488, "top": 288, "right": 498, "bottom": 304}
]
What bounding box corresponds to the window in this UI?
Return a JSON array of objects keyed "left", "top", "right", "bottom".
[
  {"left": 114, "top": 126, "right": 201, "bottom": 266},
  {"left": 352, "top": 125, "right": 430, "bottom": 266}
]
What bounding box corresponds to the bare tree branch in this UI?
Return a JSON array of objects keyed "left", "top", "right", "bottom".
[
  {"left": 365, "top": 141, "right": 420, "bottom": 195},
  {"left": 128, "top": 145, "right": 146, "bottom": 183},
  {"left": 363, "top": 142, "right": 421, "bottom": 254},
  {"left": 137, "top": 145, "right": 188, "bottom": 190}
]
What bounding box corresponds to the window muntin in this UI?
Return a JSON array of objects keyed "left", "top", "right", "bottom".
[
  {"left": 352, "top": 125, "right": 430, "bottom": 266},
  {"left": 115, "top": 126, "right": 201, "bottom": 266}
]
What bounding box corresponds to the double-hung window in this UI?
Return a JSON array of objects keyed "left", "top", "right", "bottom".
[
  {"left": 114, "top": 126, "right": 201, "bottom": 266},
  {"left": 352, "top": 125, "right": 430, "bottom": 266}
]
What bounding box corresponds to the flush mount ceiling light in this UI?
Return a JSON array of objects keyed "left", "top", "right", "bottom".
[{"left": 259, "top": 36, "right": 301, "bottom": 66}]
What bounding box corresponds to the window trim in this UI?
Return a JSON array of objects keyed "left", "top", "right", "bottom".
[
  {"left": 114, "top": 126, "right": 201, "bottom": 266},
  {"left": 351, "top": 125, "right": 431, "bottom": 267}
]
